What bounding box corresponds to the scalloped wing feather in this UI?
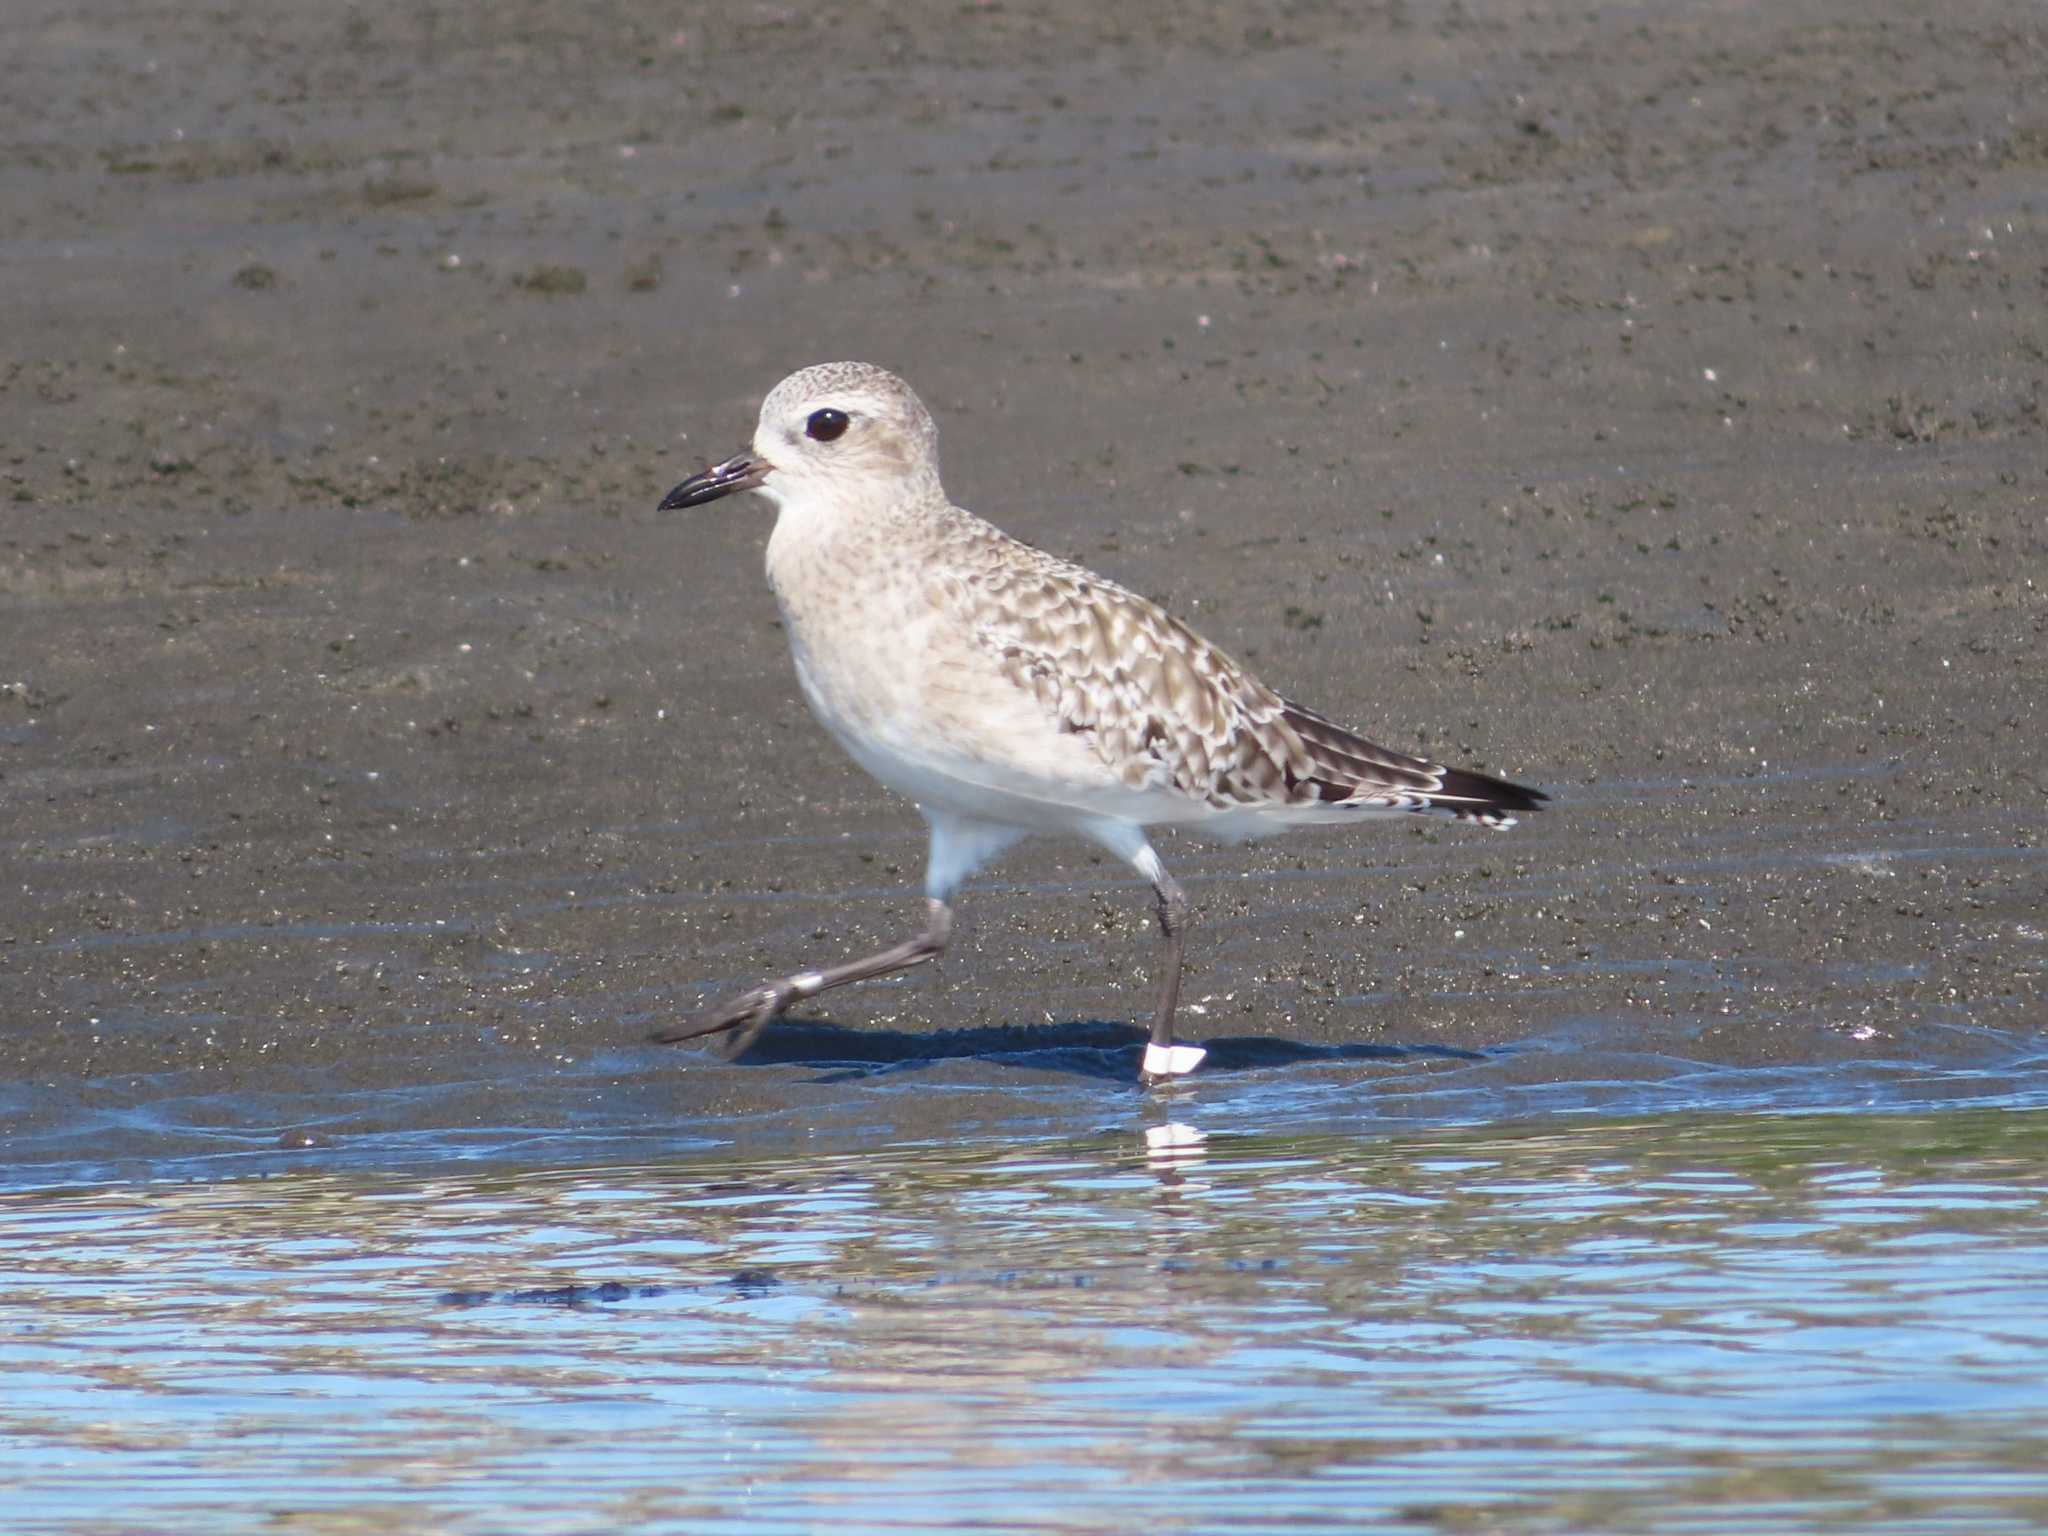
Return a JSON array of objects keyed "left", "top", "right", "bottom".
[{"left": 929, "top": 513, "right": 1542, "bottom": 825}]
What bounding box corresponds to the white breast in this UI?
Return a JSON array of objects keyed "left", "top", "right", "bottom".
[{"left": 765, "top": 498, "right": 1153, "bottom": 831}]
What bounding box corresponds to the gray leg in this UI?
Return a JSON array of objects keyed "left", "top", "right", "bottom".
[
  {"left": 1148, "top": 873, "right": 1189, "bottom": 1051},
  {"left": 653, "top": 811, "right": 1028, "bottom": 1058},
  {"left": 1082, "top": 823, "right": 1207, "bottom": 1083},
  {"left": 652, "top": 899, "right": 952, "bottom": 1056},
  {"left": 1138, "top": 868, "right": 1204, "bottom": 1083}
]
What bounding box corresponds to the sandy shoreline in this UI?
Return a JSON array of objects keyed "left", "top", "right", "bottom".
[{"left": 4, "top": 0, "right": 2043, "bottom": 1180}]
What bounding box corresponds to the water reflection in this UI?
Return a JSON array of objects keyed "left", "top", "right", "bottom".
[{"left": 3, "top": 1109, "right": 2046, "bottom": 1533}]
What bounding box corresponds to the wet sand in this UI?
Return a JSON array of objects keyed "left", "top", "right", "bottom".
[{"left": 4, "top": 0, "right": 2045, "bottom": 1181}]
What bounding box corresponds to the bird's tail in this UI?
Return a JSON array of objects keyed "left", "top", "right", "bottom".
[
  {"left": 1281, "top": 700, "right": 1548, "bottom": 828},
  {"left": 1417, "top": 763, "right": 1550, "bottom": 827}
]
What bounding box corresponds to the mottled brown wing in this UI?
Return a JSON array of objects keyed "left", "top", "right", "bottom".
[
  {"left": 1276, "top": 698, "right": 1450, "bottom": 806},
  {"left": 933, "top": 513, "right": 1547, "bottom": 824},
  {"left": 928, "top": 521, "right": 1304, "bottom": 807}
]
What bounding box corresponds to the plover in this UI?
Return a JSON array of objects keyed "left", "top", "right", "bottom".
[{"left": 653, "top": 362, "right": 1545, "bottom": 1081}]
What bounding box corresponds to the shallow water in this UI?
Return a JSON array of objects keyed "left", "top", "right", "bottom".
[{"left": 6, "top": 1107, "right": 2047, "bottom": 1534}]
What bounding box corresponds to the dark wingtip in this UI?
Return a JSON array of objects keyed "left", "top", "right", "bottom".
[{"left": 1434, "top": 765, "right": 1549, "bottom": 823}]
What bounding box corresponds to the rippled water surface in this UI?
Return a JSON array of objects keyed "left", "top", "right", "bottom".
[{"left": 5, "top": 1108, "right": 2047, "bottom": 1534}]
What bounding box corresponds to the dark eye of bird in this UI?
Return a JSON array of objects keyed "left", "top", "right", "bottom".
[{"left": 806, "top": 408, "right": 850, "bottom": 442}]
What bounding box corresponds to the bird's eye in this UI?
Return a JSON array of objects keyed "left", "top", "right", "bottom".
[{"left": 806, "top": 408, "right": 850, "bottom": 442}]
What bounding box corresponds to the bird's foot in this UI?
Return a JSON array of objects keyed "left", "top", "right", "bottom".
[
  {"left": 1139, "top": 1041, "right": 1207, "bottom": 1085},
  {"left": 649, "top": 979, "right": 800, "bottom": 1057}
]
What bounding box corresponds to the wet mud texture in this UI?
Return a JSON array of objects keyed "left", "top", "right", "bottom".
[{"left": 4, "top": 0, "right": 2044, "bottom": 1175}]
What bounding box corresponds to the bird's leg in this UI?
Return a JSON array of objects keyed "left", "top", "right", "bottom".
[
  {"left": 1148, "top": 875, "right": 1187, "bottom": 1047},
  {"left": 1139, "top": 867, "right": 1206, "bottom": 1084},
  {"left": 652, "top": 899, "right": 953, "bottom": 1056},
  {"left": 1081, "top": 826, "right": 1209, "bottom": 1084}
]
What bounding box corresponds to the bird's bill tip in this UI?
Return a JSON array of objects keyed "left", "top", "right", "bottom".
[{"left": 658, "top": 452, "right": 768, "bottom": 510}]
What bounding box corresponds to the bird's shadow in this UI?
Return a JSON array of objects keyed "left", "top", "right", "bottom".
[{"left": 652, "top": 1015, "right": 1484, "bottom": 1085}]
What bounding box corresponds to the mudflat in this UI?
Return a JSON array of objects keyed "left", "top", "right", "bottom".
[{"left": 4, "top": 0, "right": 2043, "bottom": 1180}]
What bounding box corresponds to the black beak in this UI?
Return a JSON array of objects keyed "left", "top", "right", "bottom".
[{"left": 658, "top": 452, "right": 769, "bottom": 510}]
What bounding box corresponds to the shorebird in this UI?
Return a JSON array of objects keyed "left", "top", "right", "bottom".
[{"left": 653, "top": 362, "right": 1545, "bottom": 1081}]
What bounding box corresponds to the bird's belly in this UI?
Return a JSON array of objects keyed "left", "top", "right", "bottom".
[{"left": 784, "top": 614, "right": 1167, "bottom": 831}]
